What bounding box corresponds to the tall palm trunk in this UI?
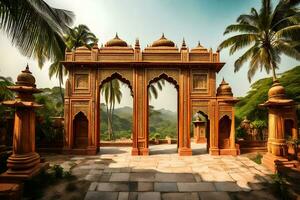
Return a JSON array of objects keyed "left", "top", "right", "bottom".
[{"left": 271, "top": 63, "right": 277, "bottom": 82}]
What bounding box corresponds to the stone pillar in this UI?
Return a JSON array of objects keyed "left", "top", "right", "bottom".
[
  {"left": 178, "top": 68, "right": 192, "bottom": 156},
  {"left": 261, "top": 80, "right": 297, "bottom": 172},
  {"left": 0, "top": 65, "right": 47, "bottom": 181},
  {"left": 132, "top": 67, "right": 149, "bottom": 155}
]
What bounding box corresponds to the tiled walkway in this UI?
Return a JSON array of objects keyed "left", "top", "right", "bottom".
[{"left": 59, "top": 144, "right": 275, "bottom": 200}]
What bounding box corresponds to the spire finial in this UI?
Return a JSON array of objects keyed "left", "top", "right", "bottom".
[
  {"left": 115, "top": 32, "right": 119, "bottom": 39},
  {"left": 135, "top": 38, "right": 140, "bottom": 47},
  {"left": 198, "top": 41, "right": 201, "bottom": 46},
  {"left": 181, "top": 38, "right": 187, "bottom": 49},
  {"left": 26, "top": 63, "right": 29, "bottom": 70},
  {"left": 161, "top": 33, "right": 165, "bottom": 38}
]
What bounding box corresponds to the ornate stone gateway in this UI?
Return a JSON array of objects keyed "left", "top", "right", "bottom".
[{"left": 62, "top": 34, "right": 240, "bottom": 156}]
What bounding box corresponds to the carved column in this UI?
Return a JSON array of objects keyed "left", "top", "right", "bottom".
[
  {"left": 132, "top": 67, "right": 148, "bottom": 155},
  {"left": 0, "top": 65, "right": 47, "bottom": 181},
  {"left": 261, "top": 81, "right": 297, "bottom": 172},
  {"left": 178, "top": 68, "right": 192, "bottom": 156}
]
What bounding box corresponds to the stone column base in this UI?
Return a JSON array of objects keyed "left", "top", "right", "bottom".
[
  {"left": 131, "top": 148, "right": 149, "bottom": 156},
  {"left": 178, "top": 147, "right": 192, "bottom": 156},
  {"left": 209, "top": 148, "right": 240, "bottom": 156},
  {"left": 0, "top": 162, "right": 49, "bottom": 182},
  {"left": 262, "top": 152, "right": 288, "bottom": 173}
]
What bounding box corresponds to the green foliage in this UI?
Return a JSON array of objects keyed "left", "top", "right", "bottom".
[
  {"left": 0, "top": 0, "right": 74, "bottom": 67},
  {"left": 219, "top": 0, "right": 300, "bottom": 82},
  {"left": 34, "top": 87, "right": 64, "bottom": 143},
  {"left": 0, "top": 76, "right": 14, "bottom": 126},
  {"left": 250, "top": 153, "right": 263, "bottom": 164},
  {"left": 52, "top": 164, "right": 64, "bottom": 179},
  {"left": 235, "top": 65, "right": 300, "bottom": 127},
  {"left": 236, "top": 126, "right": 247, "bottom": 139}
]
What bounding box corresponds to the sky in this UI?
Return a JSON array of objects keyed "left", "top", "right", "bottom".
[{"left": 0, "top": 0, "right": 299, "bottom": 112}]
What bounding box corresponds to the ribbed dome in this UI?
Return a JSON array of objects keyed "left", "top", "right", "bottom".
[
  {"left": 268, "top": 80, "right": 286, "bottom": 100},
  {"left": 105, "top": 33, "right": 128, "bottom": 47},
  {"left": 16, "top": 65, "right": 36, "bottom": 87},
  {"left": 217, "top": 78, "right": 233, "bottom": 96},
  {"left": 151, "top": 33, "right": 175, "bottom": 47}
]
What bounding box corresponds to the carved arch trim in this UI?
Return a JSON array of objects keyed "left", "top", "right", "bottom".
[
  {"left": 147, "top": 72, "right": 179, "bottom": 90},
  {"left": 99, "top": 72, "right": 133, "bottom": 95}
]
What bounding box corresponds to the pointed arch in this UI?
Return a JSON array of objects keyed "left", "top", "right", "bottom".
[
  {"left": 73, "top": 111, "right": 88, "bottom": 148},
  {"left": 218, "top": 115, "right": 231, "bottom": 149},
  {"left": 148, "top": 73, "right": 179, "bottom": 91},
  {"left": 99, "top": 72, "right": 133, "bottom": 96}
]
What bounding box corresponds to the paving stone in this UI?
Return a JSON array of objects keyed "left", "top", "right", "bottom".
[
  {"left": 155, "top": 173, "right": 195, "bottom": 182},
  {"left": 99, "top": 173, "right": 112, "bottom": 182},
  {"left": 154, "top": 182, "right": 178, "bottom": 192},
  {"left": 97, "top": 182, "right": 129, "bottom": 191},
  {"left": 118, "top": 192, "right": 129, "bottom": 200},
  {"left": 110, "top": 173, "right": 130, "bottom": 182},
  {"left": 138, "top": 182, "right": 153, "bottom": 192},
  {"left": 130, "top": 173, "right": 155, "bottom": 182},
  {"left": 214, "top": 182, "right": 242, "bottom": 192},
  {"left": 88, "top": 182, "right": 98, "bottom": 191},
  {"left": 137, "top": 192, "right": 161, "bottom": 200},
  {"left": 161, "top": 192, "right": 199, "bottom": 200},
  {"left": 84, "top": 191, "right": 118, "bottom": 200},
  {"left": 177, "top": 182, "right": 216, "bottom": 192},
  {"left": 129, "top": 192, "right": 138, "bottom": 200},
  {"left": 84, "top": 174, "right": 101, "bottom": 181},
  {"left": 199, "top": 191, "right": 231, "bottom": 200},
  {"left": 89, "top": 169, "right": 103, "bottom": 175}
]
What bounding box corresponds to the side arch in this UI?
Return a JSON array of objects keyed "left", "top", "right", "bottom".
[{"left": 73, "top": 111, "right": 89, "bottom": 148}]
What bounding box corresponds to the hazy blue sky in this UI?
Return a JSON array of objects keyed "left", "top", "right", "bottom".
[{"left": 0, "top": 0, "right": 299, "bottom": 111}]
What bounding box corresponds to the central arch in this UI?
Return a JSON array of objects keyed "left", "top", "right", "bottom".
[{"left": 147, "top": 73, "right": 179, "bottom": 154}]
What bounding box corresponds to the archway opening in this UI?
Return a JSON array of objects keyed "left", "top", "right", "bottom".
[
  {"left": 284, "top": 119, "right": 294, "bottom": 140},
  {"left": 73, "top": 111, "right": 88, "bottom": 149},
  {"left": 148, "top": 74, "right": 179, "bottom": 155},
  {"left": 99, "top": 74, "right": 133, "bottom": 154},
  {"left": 191, "top": 111, "right": 210, "bottom": 155},
  {"left": 219, "top": 115, "right": 231, "bottom": 149}
]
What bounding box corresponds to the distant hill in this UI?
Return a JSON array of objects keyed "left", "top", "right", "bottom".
[
  {"left": 235, "top": 65, "right": 300, "bottom": 126},
  {"left": 100, "top": 104, "right": 178, "bottom": 140}
]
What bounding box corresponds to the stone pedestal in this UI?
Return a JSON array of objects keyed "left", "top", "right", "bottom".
[
  {"left": 0, "top": 65, "right": 47, "bottom": 182},
  {"left": 193, "top": 120, "right": 206, "bottom": 143},
  {"left": 260, "top": 80, "right": 298, "bottom": 172}
]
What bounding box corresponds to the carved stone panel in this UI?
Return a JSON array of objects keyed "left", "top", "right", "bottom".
[{"left": 191, "top": 69, "right": 209, "bottom": 93}]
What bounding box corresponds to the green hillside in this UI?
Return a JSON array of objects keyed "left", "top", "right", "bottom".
[
  {"left": 235, "top": 65, "right": 300, "bottom": 126},
  {"left": 100, "top": 104, "right": 178, "bottom": 140}
]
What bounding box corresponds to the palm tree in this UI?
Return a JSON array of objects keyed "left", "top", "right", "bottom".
[
  {"left": 64, "top": 24, "right": 98, "bottom": 50},
  {"left": 0, "top": 0, "right": 74, "bottom": 67},
  {"left": 149, "top": 79, "right": 165, "bottom": 100},
  {"left": 101, "top": 79, "right": 122, "bottom": 140},
  {"left": 218, "top": 0, "right": 300, "bottom": 82},
  {"left": 49, "top": 24, "right": 98, "bottom": 102}
]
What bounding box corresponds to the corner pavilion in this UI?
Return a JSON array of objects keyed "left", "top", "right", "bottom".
[{"left": 62, "top": 34, "right": 240, "bottom": 156}]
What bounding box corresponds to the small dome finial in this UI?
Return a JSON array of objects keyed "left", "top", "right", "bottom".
[
  {"left": 115, "top": 32, "right": 119, "bottom": 39},
  {"left": 162, "top": 33, "right": 165, "bottom": 38}
]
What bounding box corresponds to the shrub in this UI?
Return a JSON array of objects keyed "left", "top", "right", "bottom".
[{"left": 250, "top": 153, "right": 263, "bottom": 164}]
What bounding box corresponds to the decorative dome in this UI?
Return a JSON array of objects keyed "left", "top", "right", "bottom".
[
  {"left": 268, "top": 80, "right": 286, "bottom": 100},
  {"left": 151, "top": 33, "right": 175, "bottom": 47},
  {"left": 191, "top": 41, "right": 207, "bottom": 52},
  {"left": 16, "top": 65, "right": 36, "bottom": 87},
  {"left": 105, "top": 33, "right": 128, "bottom": 47},
  {"left": 217, "top": 78, "right": 233, "bottom": 96}
]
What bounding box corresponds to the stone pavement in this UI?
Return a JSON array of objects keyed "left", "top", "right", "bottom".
[{"left": 58, "top": 144, "right": 275, "bottom": 200}]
